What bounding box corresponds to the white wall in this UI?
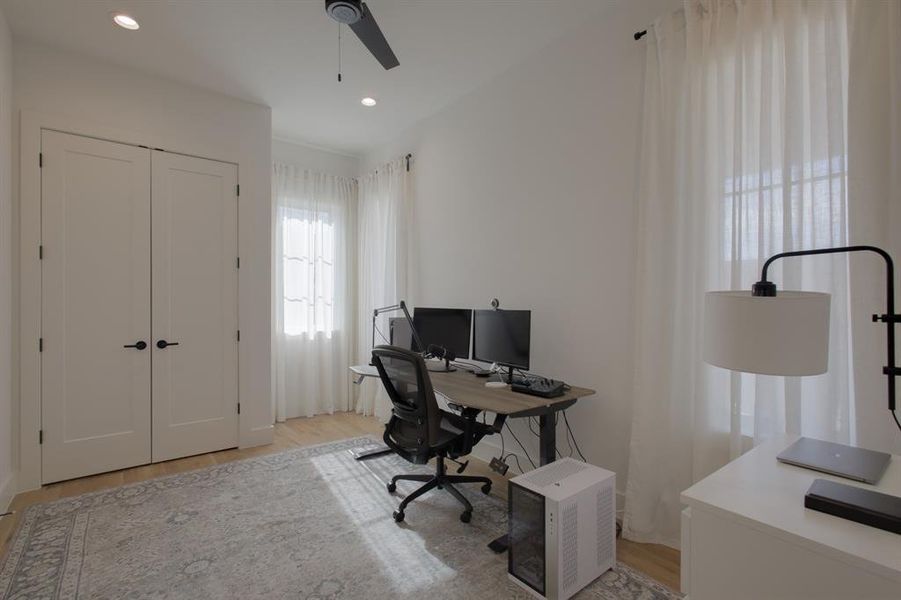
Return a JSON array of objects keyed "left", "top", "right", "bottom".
[
  {"left": 272, "top": 138, "right": 359, "bottom": 179},
  {"left": 13, "top": 41, "right": 273, "bottom": 489},
  {"left": 364, "top": 0, "right": 680, "bottom": 494},
  {"left": 0, "top": 6, "right": 15, "bottom": 508}
]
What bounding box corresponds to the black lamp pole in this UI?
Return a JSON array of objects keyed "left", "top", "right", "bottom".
[
  {"left": 371, "top": 300, "right": 423, "bottom": 352},
  {"left": 750, "top": 245, "right": 899, "bottom": 430}
]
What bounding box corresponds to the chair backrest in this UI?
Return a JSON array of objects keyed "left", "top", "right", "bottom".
[{"left": 371, "top": 345, "right": 442, "bottom": 458}]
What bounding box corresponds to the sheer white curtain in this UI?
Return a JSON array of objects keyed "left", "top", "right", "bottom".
[
  {"left": 847, "top": 0, "right": 901, "bottom": 456},
  {"left": 273, "top": 163, "right": 357, "bottom": 420},
  {"left": 355, "top": 157, "right": 415, "bottom": 420},
  {"left": 624, "top": 0, "right": 855, "bottom": 547}
]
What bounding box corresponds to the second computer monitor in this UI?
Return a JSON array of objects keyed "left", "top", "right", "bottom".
[
  {"left": 472, "top": 309, "right": 531, "bottom": 370},
  {"left": 412, "top": 308, "right": 472, "bottom": 358},
  {"left": 389, "top": 317, "right": 413, "bottom": 350}
]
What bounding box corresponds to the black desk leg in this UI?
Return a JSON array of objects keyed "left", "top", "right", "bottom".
[
  {"left": 538, "top": 413, "right": 556, "bottom": 466},
  {"left": 488, "top": 412, "right": 559, "bottom": 554}
]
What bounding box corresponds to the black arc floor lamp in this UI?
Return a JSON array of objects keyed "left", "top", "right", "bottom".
[
  {"left": 704, "top": 245, "right": 901, "bottom": 533},
  {"left": 704, "top": 245, "right": 900, "bottom": 480}
]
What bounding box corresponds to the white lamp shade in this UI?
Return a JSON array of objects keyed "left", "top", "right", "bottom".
[{"left": 703, "top": 291, "right": 831, "bottom": 376}]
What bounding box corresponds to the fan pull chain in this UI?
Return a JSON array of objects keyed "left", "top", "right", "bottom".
[{"left": 337, "top": 23, "right": 342, "bottom": 82}]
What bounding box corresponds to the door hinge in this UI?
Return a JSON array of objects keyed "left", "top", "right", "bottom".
[
  {"left": 236, "top": 257, "right": 240, "bottom": 269},
  {"left": 39, "top": 338, "right": 43, "bottom": 352},
  {"left": 39, "top": 430, "right": 43, "bottom": 444},
  {"left": 236, "top": 330, "right": 241, "bottom": 342},
  {"left": 39, "top": 153, "right": 43, "bottom": 168},
  {"left": 236, "top": 184, "right": 240, "bottom": 197},
  {"left": 237, "top": 403, "right": 241, "bottom": 415},
  {"left": 39, "top": 245, "right": 43, "bottom": 260}
]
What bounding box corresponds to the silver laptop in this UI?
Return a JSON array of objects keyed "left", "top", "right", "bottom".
[{"left": 777, "top": 437, "right": 891, "bottom": 484}]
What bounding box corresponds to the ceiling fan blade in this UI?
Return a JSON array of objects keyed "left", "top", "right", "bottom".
[{"left": 349, "top": 2, "right": 399, "bottom": 70}]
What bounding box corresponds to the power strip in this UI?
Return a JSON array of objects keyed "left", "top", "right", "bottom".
[{"left": 490, "top": 456, "right": 510, "bottom": 476}]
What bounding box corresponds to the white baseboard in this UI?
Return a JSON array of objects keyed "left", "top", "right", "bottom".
[
  {"left": 241, "top": 424, "right": 275, "bottom": 448},
  {"left": 0, "top": 471, "right": 18, "bottom": 513}
]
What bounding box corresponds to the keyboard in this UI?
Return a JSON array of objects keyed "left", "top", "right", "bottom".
[{"left": 511, "top": 378, "right": 567, "bottom": 398}]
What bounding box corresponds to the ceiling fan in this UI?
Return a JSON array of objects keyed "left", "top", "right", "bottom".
[{"left": 325, "top": 0, "right": 399, "bottom": 71}]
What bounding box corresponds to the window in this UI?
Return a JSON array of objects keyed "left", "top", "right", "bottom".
[
  {"left": 280, "top": 206, "right": 336, "bottom": 337},
  {"left": 721, "top": 155, "right": 849, "bottom": 438},
  {"left": 722, "top": 156, "right": 847, "bottom": 262}
]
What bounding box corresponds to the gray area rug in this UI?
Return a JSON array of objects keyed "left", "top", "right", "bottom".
[{"left": 0, "top": 438, "right": 680, "bottom": 599}]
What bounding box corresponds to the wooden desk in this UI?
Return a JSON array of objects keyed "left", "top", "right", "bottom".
[
  {"left": 352, "top": 363, "right": 596, "bottom": 553},
  {"left": 428, "top": 369, "right": 595, "bottom": 416},
  {"left": 351, "top": 364, "right": 596, "bottom": 465},
  {"left": 430, "top": 368, "right": 595, "bottom": 465}
]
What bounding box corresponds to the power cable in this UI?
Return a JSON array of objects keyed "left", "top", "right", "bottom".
[
  {"left": 505, "top": 422, "right": 536, "bottom": 469},
  {"left": 562, "top": 410, "right": 587, "bottom": 461}
]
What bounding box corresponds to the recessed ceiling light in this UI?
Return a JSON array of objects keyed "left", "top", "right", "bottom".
[
  {"left": 361, "top": 97, "right": 377, "bottom": 107},
  {"left": 112, "top": 13, "right": 140, "bottom": 30}
]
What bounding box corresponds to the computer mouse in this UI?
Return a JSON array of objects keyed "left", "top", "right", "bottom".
[{"left": 485, "top": 381, "right": 507, "bottom": 389}]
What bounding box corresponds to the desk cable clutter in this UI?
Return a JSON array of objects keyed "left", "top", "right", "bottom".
[{"left": 490, "top": 409, "right": 587, "bottom": 476}]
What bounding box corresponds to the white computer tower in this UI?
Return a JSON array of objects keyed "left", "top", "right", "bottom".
[{"left": 507, "top": 458, "right": 616, "bottom": 600}]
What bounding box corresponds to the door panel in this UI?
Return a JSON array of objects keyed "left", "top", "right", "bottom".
[
  {"left": 41, "top": 130, "right": 152, "bottom": 483},
  {"left": 152, "top": 151, "right": 238, "bottom": 461}
]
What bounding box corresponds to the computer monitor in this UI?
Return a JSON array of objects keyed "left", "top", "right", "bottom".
[
  {"left": 389, "top": 317, "right": 413, "bottom": 350},
  {"left": 472, "top": 309, "right": 531, "bottom": 379},
  {"left": 412, "top": 308, "right": 472, "bottom": 361}
]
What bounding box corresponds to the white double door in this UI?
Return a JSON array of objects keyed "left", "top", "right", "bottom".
[{"left": 40, "top": 130, "right": 239, "bottom": 484}]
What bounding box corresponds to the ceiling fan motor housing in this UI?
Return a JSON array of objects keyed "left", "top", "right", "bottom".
[{"left": 326, "top": 0, "right": 363, "bottom": 25}]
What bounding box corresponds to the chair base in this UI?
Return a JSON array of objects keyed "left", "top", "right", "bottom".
[{"left": 387, "top": 456, "right": 492, "bottom": 523}]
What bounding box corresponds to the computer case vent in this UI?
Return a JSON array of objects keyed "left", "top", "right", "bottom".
[
  {"left": 561, "top": 503, "right": 579, "bottom": 590},
  {"left": 596, "top": 486, "right": 615, "bottom": 568}
]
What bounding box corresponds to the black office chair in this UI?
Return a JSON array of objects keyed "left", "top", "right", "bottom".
[{"left": 371, "top": 345, "right": 495, "bottom": 523}]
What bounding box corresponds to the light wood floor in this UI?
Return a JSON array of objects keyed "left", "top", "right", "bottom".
[{"left": 0, "top": 412, "right": 681, "bottom": 591}]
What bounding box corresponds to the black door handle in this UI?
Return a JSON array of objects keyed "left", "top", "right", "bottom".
[
  {"left": 156, "top": 340, "right": 180, "bottom": 349},
  {"left": 123, "top": 341, "right": 147, "bottom": 350}
]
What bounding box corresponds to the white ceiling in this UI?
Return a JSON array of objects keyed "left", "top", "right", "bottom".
[{"left": 1, "top": 0, "right": 611, "bottom": 155}]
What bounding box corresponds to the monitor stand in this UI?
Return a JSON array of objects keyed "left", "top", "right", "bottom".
[{"left": 426, "top": 358, "right": 456, "bottom": 372}]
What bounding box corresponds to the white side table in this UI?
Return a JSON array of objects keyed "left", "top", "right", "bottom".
[{"left": 681, "top": 435, "right": 901, "bottom": 599}]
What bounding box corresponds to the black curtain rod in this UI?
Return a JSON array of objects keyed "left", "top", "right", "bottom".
[{"left": 634, "top": 30, "right": 647, "bottom": 41}]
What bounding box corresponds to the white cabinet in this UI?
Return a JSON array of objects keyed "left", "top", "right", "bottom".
[
  {"left": 681, "top": 436, "right": 901, "bottom": 599},
  {"left": 41, "top": 131, "right": 239, "bottom": 483}
]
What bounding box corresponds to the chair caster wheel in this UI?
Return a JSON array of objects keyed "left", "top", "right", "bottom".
[
  {"left": 393, "top": 510, "right": 405, "bottom": 523},
  {"left": 481, "top": 483, "right": 492, "bottom": 495},
  {"left": 387, "top": 482, "right": 397, "bottom": 493},
  {"left": 460, "top": 511, "right": 472, "bottom": 523}
]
